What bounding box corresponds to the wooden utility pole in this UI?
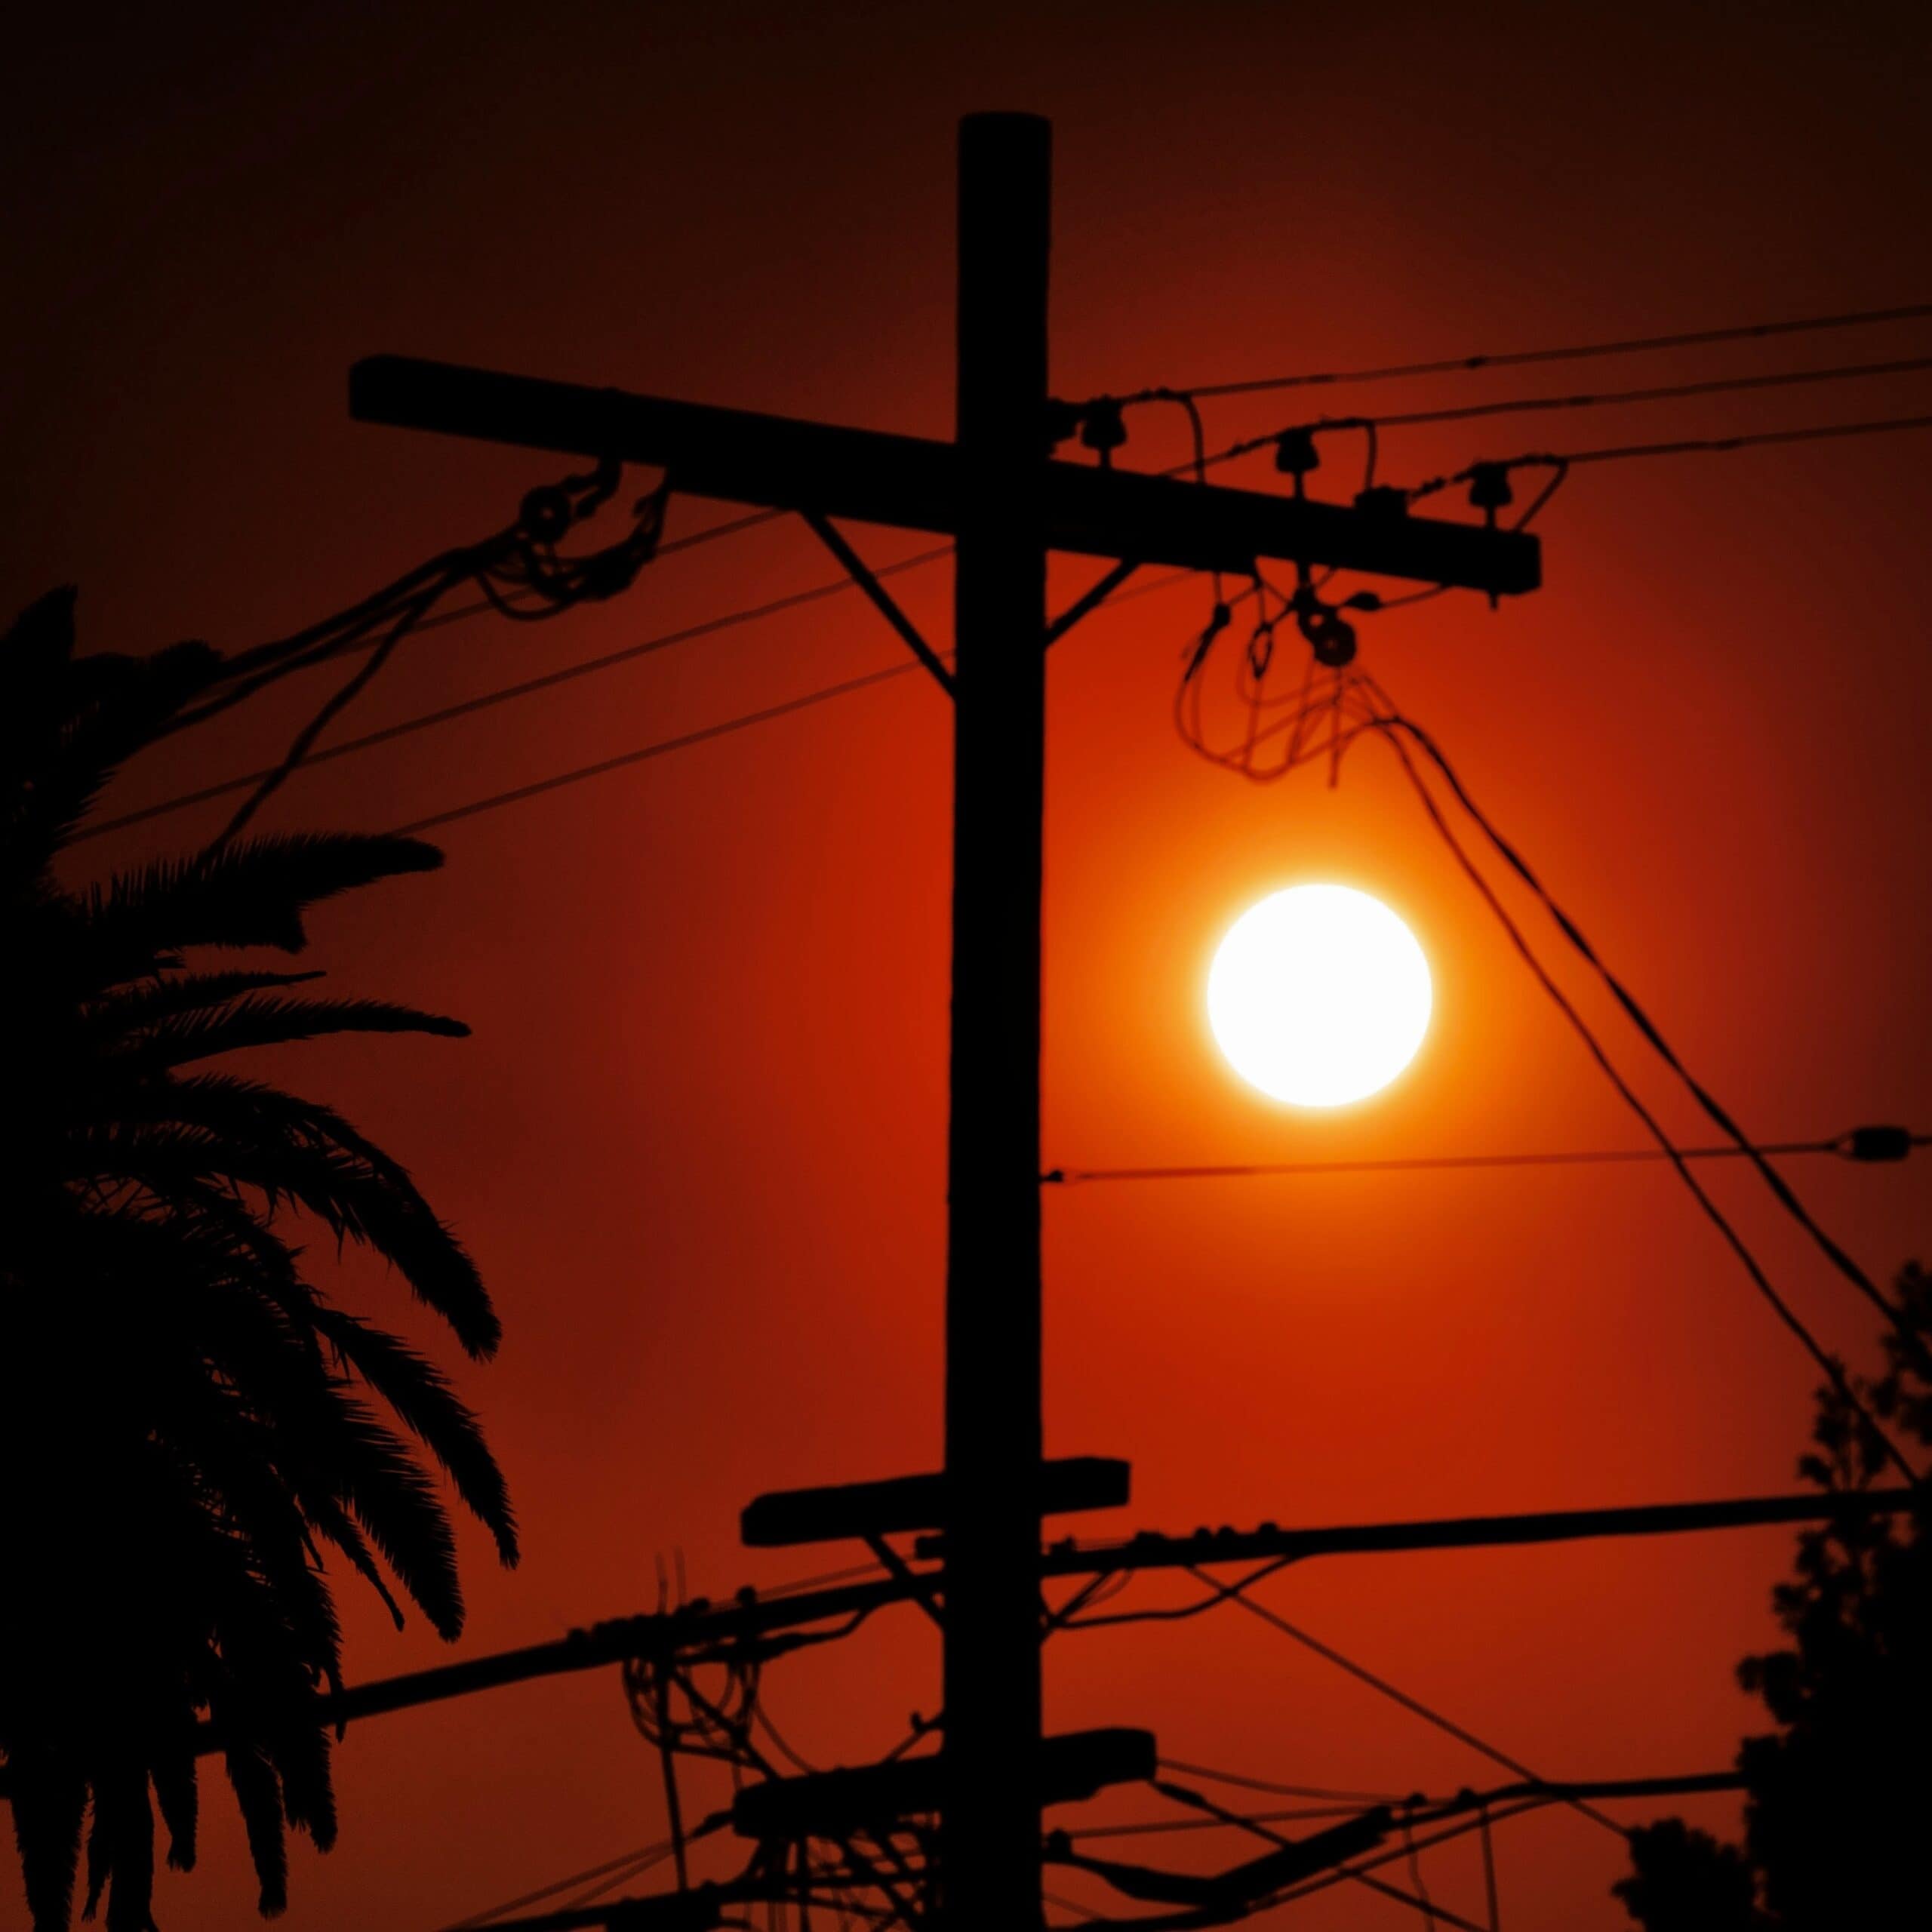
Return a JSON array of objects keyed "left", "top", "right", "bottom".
[
  {"left": 345, "top": 109, "right": 1539, "bottom": 1932},
  {"left": 942, "top": 112, "right": 1052, "bottom": 1930}
]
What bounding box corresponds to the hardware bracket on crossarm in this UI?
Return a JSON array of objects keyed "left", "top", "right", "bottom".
[{"left": 800, "top": 509, "right": 957, "bottom": 694}]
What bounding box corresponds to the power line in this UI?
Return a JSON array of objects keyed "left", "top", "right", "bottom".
[
  {"left": 281, "top": 564, "right": 1189, "bottom": 834},
  {"left": 1155, "top": 1759, "right": 1401, "bottom": 1804},
  {"left": 1044, "top": 1128, "right": 1925, "bottom": 1185},
  {"left": 1072, "top": 1769, "right": 1745, "bottom": 1844},
  {"left": 78, "top": 541, "right": 954, "bottom": 841},
  {"left": 1200, "top": 1572, "right": 1626, "bottom": 1841},
  {"left": 1150, "top": 1776, "right": 1491, "bottom": 1932},
  {"left": 88, "top": 549, "right": 1198, "bottom": 845},
  {"left": 437, "top": 1838, "right": 676, "bottom": 1932},
  {"left": 392, "top": 659, "right": 928, "bottom": 835},
  {"left": 1358, "top": 701, "right": 1919, "bottom": 1482},
  {"left": 1546, "top": 408, "right": 1932, "bottom": 467},
  {"left": 1174, "top": 297, "right": 1932, "bottom": 401},
  {"left": 77, "top": 506, "right": 792, "bottom": 842},
  {"left": 1366, "top": 691, "right": 1929, "bottom": 1376},
  {"left": 1204, "top": 351, "right": 1932, "bottom": 467},
  {"left": 1406, "top": 409, "right": 1932, "bottom": 506}
]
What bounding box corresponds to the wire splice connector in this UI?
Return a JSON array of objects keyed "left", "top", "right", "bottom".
[{"left": 1841, "top": 1124, "right": 1915, "bottom": 1163}]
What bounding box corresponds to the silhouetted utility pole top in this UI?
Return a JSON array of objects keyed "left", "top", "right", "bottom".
[{"left": 345, "top": 111, "right": 1539, "bottom": 1932}]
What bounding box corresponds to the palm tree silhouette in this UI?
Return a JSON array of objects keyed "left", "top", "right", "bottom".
[{"left": 2, "top": 590, "right": 518, "bottom": 1930}]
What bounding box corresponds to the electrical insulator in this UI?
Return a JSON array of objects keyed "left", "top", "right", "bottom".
[
  {"left": 1273, "top": 427, "right": 1321, "bottom": 481},
  {"left": 1079, "top": 398, "right": 1129, "bottom": 461},
  {"left": 1466, "top": 463, "right": 1515, "bottom": 519}
]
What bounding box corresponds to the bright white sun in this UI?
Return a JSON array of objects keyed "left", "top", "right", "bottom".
[{"left": 1208, "top": 884, "right": 1432, "bottom": 1107}]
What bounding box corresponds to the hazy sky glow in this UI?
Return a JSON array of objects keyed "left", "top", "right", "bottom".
[{"left": 6, "top": 6, "right": 1930, "bottom": 1928}]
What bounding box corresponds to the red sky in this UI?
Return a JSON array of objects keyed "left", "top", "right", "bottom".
[{"left": 5, "top": 4, "right": 1931, "bottom": 1927}]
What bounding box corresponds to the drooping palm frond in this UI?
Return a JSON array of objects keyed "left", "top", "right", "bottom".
[
  {"left": 307, "top": 1309, "right": 518, "bottom": 1565},
  {"left": 64, "top": 1084, "right": 500, "bottom": 1358}
]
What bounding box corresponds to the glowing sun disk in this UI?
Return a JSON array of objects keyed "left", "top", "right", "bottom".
[{"left": 1208, "top": 884, "right": 1432, "bottom": 1107}]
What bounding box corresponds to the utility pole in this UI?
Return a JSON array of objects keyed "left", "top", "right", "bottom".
[
  {"left": 943, "top": 112, "right": 1051, "bottom": 1931},
  {"left": 345, "top": 109, "right": 1538, "bottom": 1932}
]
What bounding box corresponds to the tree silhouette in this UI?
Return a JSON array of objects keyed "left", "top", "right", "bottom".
[
  {"left": 0, "top": 591, "right": 517, "bottom": 1930},
  {"left": 1614, "top": 1264, "right": 1932, "bottom": 1929}
]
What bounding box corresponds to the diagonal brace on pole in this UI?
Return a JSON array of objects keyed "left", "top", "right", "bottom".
[
  {"left": 1047, "top": 558, "right": 1143, "bottom": 644},
  {"left": 800, "top": 510, "right": 955, "bottom": 694},
  {"left": 865, "top": 1534, "right": 946, "bottom": 1629}
]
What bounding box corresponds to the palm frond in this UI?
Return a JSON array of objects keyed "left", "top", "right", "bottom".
[
  {"left": 219, "top": 1746, "right": 289, "bottom": 1919},
  {"left": 76, "top": 832, "right": 446, "bottom": 983},
  {"left": 5, "top": 1750, "right": 87, "bottom": 1932},
  {"left": 122, "top": 995, "right": 469, "bottom": 1070},
  {"left": 325, "top": 1395, "right": 466, "bottom": 1640},
  {"left": 80, "top": 972, "right": 325, "bottom": 1044},
  {"left": 311, "top": 1310, "right": 519, "bottom": 1564},
  {"left": 84, "top": 1760, "right": 156, "bottom": 1932},
  {"left": 149, "top": 1740, "right": 198, "bottom": 1876},
  {"left": 67, "top": 1100, "right": 500, "bottom": 1359}
]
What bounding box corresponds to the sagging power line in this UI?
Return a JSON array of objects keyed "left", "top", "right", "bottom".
[
  {"left": 1169, "top": 295, "right": 1932, "bottom": 401},
  {"left": 1194, "top": 349, "right": 1932, "bottom": 474}
]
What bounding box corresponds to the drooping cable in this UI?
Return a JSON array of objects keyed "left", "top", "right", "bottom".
[
  {"left": 1361, "top": 684, "right": 1927, "bottom": 1367},
  {"left": 202, "top": 463, "right": 678, "bottom": 848},
  {"left": 1356, "top": 709, "right": 1916, "bottom": 1482}
]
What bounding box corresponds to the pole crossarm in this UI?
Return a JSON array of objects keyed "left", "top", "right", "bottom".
[
  {"left": 108, "top": 1484, "right": 1898, "bottom": 1758},
  {"left": 1022, "top": 1482, "right": 1917, "bottom": 1575},
  {"left": 348, "top": 355, "right": 1541, "bottom": 592}
]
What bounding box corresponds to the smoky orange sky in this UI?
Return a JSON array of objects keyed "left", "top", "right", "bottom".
[{"left": 6, "top": 5, "right": 1931, "bottom": 1927}]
